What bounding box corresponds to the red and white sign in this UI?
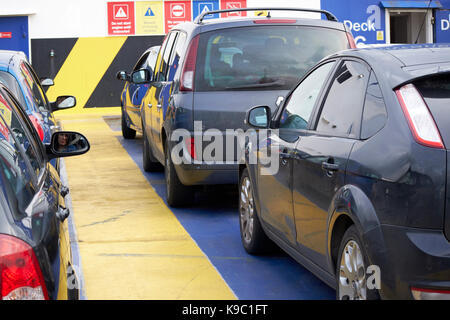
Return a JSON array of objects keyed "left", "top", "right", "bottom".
[
  {"left": 220, "top": 0, "right": 247, "bottom": 17},
  {"left": 0, "top": 32, "right": 12, "bottom": 39},
  {"left": 164, "top": 1, "right": 191, "bottom": 32},
  {"left": 108, "top": 2, "right": 135, "bottom": 35}
]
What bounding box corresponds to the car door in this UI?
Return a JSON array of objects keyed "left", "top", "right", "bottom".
[
  {"left": 256, "top": 61, "right": 337, "bottom": 245},
  {"left": 292, "top": 59, "right": 370, "bottom": 268},
  {"left": 127, "top": 51, "right": 150, "bottom": 128},
  {"left": 150, "top": 31, "right": 180, "bottom": 156}
]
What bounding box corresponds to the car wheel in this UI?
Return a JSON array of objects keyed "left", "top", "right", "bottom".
[
  {"left": 164, "top": 139, "right": 193, "bottom": 207},
  {"left": 142, "top": 127, "right": 163, "bottom": 172},
  {"left": 121, "top": 109, "right": 136, "bottom": 139},
  {"left": 239, "top": 168, "right": 275, "bottom": 254},
  {"left": 336, "top": 225, "right": 379, "bottom": 300}
]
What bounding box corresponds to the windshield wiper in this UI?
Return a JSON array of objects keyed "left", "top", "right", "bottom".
[{"left": 224, "top": 80, "right": 286, "bottom": 90}]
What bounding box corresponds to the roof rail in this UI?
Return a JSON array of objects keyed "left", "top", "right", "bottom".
[{"left": 194, "top": 7, "right": 338, "bottom": 24}]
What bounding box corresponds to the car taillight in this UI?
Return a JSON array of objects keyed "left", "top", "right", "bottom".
[
  {"left": 180, "top": 35, "right": 199, "bottom": 92},
  {"left": 0, "top": 234, "right": 49, "bottom": 300},
  {"left": 346, "top": 32, "right": 357, "bottom": 49},
  {"left": 28, "top": 114, "right": 45, "bottom": 142},
  {"left": 411, "top": 287, "right": 450, "bottom": 300},
  {"left": 184, "top": 136, "right": 197, "bottom": 160},
  {"left": 395, "top": 83, "right": 444, "bottom": 149}
]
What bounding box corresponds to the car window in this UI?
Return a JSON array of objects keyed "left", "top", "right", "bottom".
[
  {"left": 0, "top": 93, "right": 38, "bottom": 213},
  {"left": 415, "top": 74, "right": 450, "bottom": 146},
  {"left": 1, "top": 89, "right": 45, "bottom": 178},
  {"left": 167, "top": 32, "right": 187, "bottom": 81},
  {"left": 315, "top": 60, "right": 370, "bottom": 138},
  {"left": 0, "top": 71, "right": 27, "bottom": 108},
  {"left": 280, "top": 62, "right": 335, "bottom": 130},
  {"left": 195, "top": 26, "right": 349, "bottom": 92},
  {"left": 361, "top": 72, "right": 387, "bottom": 139},
  {"left": 158, "top": 32, "right": 178, "bottom": 82},
  {"left": 133, "top": 52, "right": 150, "bottom": 72},
  {"left": 19, "top": 62, "right": 49, "bottom": 111},
  {"left": 146, "top": 47, "right": 160, "bottom": 72}
]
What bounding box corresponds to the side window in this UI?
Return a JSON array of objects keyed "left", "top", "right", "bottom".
[
  {"left": 133, "top": 52, "right": 150, "bottom": 72},
  {"left": 280, "top": 62, "right": 335, "bottom": 130},
  {"left": 361, "top": 72, "right": 387, "bottom": 139},
  {"left": 315, "top": 60, "right": 370, "bottom": 137},
  {"left": 2, "top": 90, "right": 44, "bottom": 178},
  {"left": 167, "top": 32, "right": 187, "bottom": 81},
  {"left": 146, "top": 48, "right": 159, "bottom": 72},
  {"left": 0, "top": 93, "right": 37, "bottom": 213},
  {"left": 20, "top": 62, "right": 49, "bottom": 111},
  {"left": 158, "top": 32, "right": 178, "bottom": 82},
  {"left": 0, "top": 71, "right": 26, "bottom": 107}
]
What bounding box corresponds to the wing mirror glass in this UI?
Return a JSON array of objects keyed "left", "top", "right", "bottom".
[
  {"left": 116, "top": 71, "right": 129, "bottom": 81},
  {"left": 40, "top": 78, "right": 54, "bottom": 87},
  {"left": 51, "top": 96, "right": 76, "bottom": 112},
  {"left": 47, "top": 131, "right": 90, "bottom": 159},
  {"left": 131, "top": 69, "right": 153, "bottom": 84},
  {"left": 245, "top": 106, "right": 271, "bottom": 129}
]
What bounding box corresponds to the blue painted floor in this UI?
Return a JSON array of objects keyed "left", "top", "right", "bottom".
[{"left": 119, "top": 135, "right": 335, "bottom": 300}]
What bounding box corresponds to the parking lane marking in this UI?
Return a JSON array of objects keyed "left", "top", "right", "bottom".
[{"left": 58, "top": 112, "right": 236, "bottom": 300}]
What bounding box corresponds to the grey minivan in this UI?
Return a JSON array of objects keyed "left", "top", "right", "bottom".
[{"left": 136, "top": 7, "right": 355, "bottom": 206}]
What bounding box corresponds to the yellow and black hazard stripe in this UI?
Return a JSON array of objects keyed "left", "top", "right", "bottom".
[{"left": 31, "top": 35, "right": 164, "bottom": 111}]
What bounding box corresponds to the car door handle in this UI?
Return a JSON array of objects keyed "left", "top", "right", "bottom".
[
  {"left": 148, "top": 103, "right": 152, "bottom": 108},
  {"left": 321, "top": 161, "right": 339, "bottom": 171},
  {"left": 280, "top": 152, "right": 292, "bottom": 159},
  {"left": 157, "top": 104, "right": 162, "bottom": 110}
]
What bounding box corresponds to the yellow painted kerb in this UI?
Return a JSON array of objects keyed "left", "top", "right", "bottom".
[{"left": 58, "top": 113, "right": 236, "bottom": 300}]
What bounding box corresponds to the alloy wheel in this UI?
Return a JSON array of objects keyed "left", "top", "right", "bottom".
[
  {"left": 338, "top": 240, "right": 367, "bottom": 300},
  {"left": 240, "top": 176, "right": 254, "bottom": 244}
]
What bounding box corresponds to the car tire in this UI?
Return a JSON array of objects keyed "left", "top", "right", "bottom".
[
  {"left": 121, "top": 109, "right": 136, "bottom": 139},
  {"left": 143, "top": 127, "right": 163, "bottom": 172},
  {"left": 164, "top": 139, "right": 193, "bottom": 207},
  {"left": 239, "top": 168, "right": 275, "bottom": 254},
  {"left": 336, "top": 225, "right": 380, "bottom": 300}
]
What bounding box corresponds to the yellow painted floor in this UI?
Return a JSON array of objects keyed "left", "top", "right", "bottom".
[{"left": 57, "top": 110, "right": 236, "bottom": 300}]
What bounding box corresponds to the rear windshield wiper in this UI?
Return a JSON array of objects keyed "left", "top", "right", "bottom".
[{"left": 224, "top": 80, "right": 286, "bottom": 90}]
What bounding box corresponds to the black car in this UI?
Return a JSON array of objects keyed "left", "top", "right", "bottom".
[
  {"left": 132, "top": 7, "right": 355, "bottom": 207},
  {"left": 0, "top": 83, "right": 89, "bottom": 300},
  {"left": 241, "top": 44, "right": 450, "bottom": 300}
]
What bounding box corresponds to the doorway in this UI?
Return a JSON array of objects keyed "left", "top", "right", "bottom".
[{"left": 387, "top": 9, "right": 433, "bottom": 44}]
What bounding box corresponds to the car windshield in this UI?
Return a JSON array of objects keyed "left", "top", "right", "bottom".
[
  {"left": 0, "top": 71, "right": 27, "bottom": 108},
  {"left": 195, "top": 25, "right": 349, "bottom": 91}
]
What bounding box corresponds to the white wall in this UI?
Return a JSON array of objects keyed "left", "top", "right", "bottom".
[{"left": 1, "top": 0, "right": 321, "bottom": 39}]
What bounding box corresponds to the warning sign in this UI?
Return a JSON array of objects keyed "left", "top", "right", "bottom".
[
  {"left": 220, "top": 0, "right": 246, "bottom": 18},
  {"left": 108, "top": 1, "right": 135, "bottom": 35},
  {"left": 136, "top": 1, "right": 164, "bottom": 35},
  {"left": 164, "top": 1, "right": 192, "bottom": 32}
]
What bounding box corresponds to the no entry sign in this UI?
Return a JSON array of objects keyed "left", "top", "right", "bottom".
[
  {"left": 220, "top": 0, "right": 246, "bottom": 17},
  {"left": 164, "top": 1, "right": 192, "bottom": 32},
  {"left": 108, "top": 1, "right": 135, "bottom": 35}
]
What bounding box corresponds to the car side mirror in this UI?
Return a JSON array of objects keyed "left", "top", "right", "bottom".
[
  {"left": 245, "top": 106, "right": 271, "bottom": 129},
  {"left": 46, "top": 131, "right": 90, "bottom": 160},
  {"left": 116, "top": 71, "right": 129, "bottom": 81},
  {"left": 131, "top": 69, "right": 153, "bottom": 84},
  {"left": 40, "top": 78, "right": 54, "bottom": 87},
  {"left": 51, "top": 96, "right": 76, "bottom": 112}
]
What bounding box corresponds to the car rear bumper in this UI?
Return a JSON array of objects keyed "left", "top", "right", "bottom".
[
  {"left": 369, "top": 224, "right": 450, "bottom": 299},
  {"left": 174, "top": 162, "right": 239, "bottom": 185}
]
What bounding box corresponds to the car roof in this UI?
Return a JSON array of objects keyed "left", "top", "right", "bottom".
[
  {"left": 328, "top": 44, "right": 450, "bottom": 89},
  {"left": 172, "top": 16, "right": 347, "bottom": 35},
  {"left": 0, "top": 50, "right": 26, "bottom": 71}
]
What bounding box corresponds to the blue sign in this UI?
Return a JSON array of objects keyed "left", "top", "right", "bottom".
[
  {"left": 436, "top": 9, "right": 450, "bottom": 42},
  {"left": 321, "top": 0, "right": 386, "bottom": 45},
  {"left": 193, "top": 0, "right": 219, "bottom": 20}
]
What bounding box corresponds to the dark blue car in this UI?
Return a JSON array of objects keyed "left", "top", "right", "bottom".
[
  {"left": 0, "top": 82, "right": 90, "bottom": 299},
  {"left": 242, "top": 44, "right": 450, "bottom": 300}
]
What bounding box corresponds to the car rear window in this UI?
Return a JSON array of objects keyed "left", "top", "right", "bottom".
[
  {"left": 414, "top": 74, "right": 450, "bottom": 147},
  {"left": 195, "top": 25, "right": 349, "bottom": 92}
]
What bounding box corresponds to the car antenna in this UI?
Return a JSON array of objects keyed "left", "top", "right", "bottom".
[
  {"left": 415, "top": 0, "right": 432, "bottom": 44},
  {"left": 267, "top": 11, "right": 271, "bottom": 18}
]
